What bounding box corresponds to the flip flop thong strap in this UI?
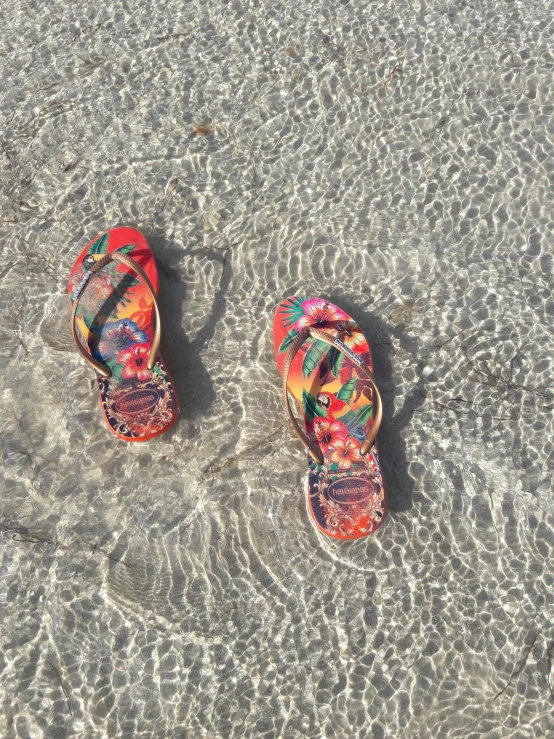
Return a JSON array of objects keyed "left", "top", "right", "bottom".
[
  {"left": 282, "top": 326, "right": 382, "bottom": 464},
  {"left": 71, "top": 251, "right": 161, "bottom": 378}
]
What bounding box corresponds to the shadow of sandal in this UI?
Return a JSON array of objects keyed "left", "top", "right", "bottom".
[{"left": 147, "top": 236, "right": 233, "bottom": 422}]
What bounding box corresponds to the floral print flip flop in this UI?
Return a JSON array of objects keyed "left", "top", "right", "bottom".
[
  {"left": 68, "top": 227, "right": 179, "bottom": 441},
  {"left": 274, "top": 297, "right": 386, "bottom": 539}
]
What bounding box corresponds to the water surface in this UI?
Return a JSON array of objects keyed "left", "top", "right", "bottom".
[{"left": 1, "top": 1, "right": 554, "bottom": 736}]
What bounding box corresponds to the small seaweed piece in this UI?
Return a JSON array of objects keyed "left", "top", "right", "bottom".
[
  {"left": 494, "top": 630, "right": 541, "bottom": 700},
  {"left": 193, "top": 124, "right": 214, "bottom": 136}
]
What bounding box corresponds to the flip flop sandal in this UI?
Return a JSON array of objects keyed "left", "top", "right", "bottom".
[
  {"left": 274, "top": 297, "right": 386, "bottom": 539},
  {"left": 68, "top": 226, "right": 179, "bottom": 441}
]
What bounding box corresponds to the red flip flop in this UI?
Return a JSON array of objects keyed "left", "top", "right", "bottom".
[
  {"left": 68, "top": 227, "right": 179, "bottom": 441},
  {"left": 274, "top": 297, "right": 386, "bottom": 539}
]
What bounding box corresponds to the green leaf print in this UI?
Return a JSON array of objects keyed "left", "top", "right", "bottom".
[
  {"left": 326, "top": 346, "right": 344, "bottom": 378},
  {"left": 278, "top": 328, "right": 299, "bottom": 354},
  {"left": 115, "top": 244, "right": 137, "bottom": 255},
  {"left": 152, "top": 363, "right": 165, "bottom": 379},
  {"left": 302, "top": 389, "right": 326, "bottom": 423},
  {"left": 111, "top": 364, "right": 123, "bottom": 381},
  {"left": 279, "top": 296, "right": 307, "bottom": 328},
  {"left": 355, "top": 404, "right": 373, "bottom": 426},
  {"left": 89, "top": 233, "right": 109, "bottom": 255},
  {"left": 302, "top": 340, "right": 328, "bottom": 377},
  {"left": 104, "top": 357, "right": 123, "bottom": 381},
  {"left": 337, "top": 377, "right": 357, "bottom": 403},
  {"left": 78, "top": 307, "right": 96, "bottom": 331}
]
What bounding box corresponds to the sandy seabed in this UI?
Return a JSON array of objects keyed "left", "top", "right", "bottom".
[{"left": 1, "top": 1, "right": 554, "bottom": 737}]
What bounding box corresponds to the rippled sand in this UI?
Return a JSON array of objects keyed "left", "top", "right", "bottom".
[{"left": 2, "top": 1, "right": 554, "bottom": 737}]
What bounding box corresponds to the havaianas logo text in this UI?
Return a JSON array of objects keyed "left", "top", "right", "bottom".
[
  {"left": 72, "top": 270, "right": 93, "bottom": 301},
  {"left": 114, "top": 389, "right": 160, "bottom": 417},
  {"left": 333, "top": 337, "right": 365, "bottom": 368},
  {"left": 327, "top": 476, "right": 377, "bottom": 503}
]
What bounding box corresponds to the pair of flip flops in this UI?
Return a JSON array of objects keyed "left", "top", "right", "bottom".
[{"left": 68, "top": 228, "right": 386, "bottom": 539}]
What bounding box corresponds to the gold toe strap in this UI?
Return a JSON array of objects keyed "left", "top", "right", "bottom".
[
  {"left": 282, "top": 326, "right": 382, "bottom": 464},
  {"left": 71, "top": 250, "right": 161, "bottom": 378}
]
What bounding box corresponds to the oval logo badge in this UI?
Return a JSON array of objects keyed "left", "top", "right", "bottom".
[
  {"left": 114, "top": 388, "right": 160, "bottom": 417},
  {"left": 327, "top": 476, "right": 377, "bottom": 504}
]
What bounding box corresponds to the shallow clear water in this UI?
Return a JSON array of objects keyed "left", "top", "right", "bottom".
[{"left": 1, "top": 0, "right": 554, "bottom": 736}]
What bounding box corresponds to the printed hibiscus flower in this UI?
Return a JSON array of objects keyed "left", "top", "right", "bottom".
[
  {"left": 328, "top": 438, "right": 362, "bottom": 471},
  {"left": 117, "top": 343, "right": 151, "bottom": 381},
  {"left": 295, "top": 298, "right": 349, "bottom": 331},
  {"left": 97, "top": 318, "right": 148, "bottom": 358},
  {"left": 334, "top": 321, "right": 366, "bottom": 351},
  {"left": 311, "top": 417, "right": 348, "bottom": 456}
]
